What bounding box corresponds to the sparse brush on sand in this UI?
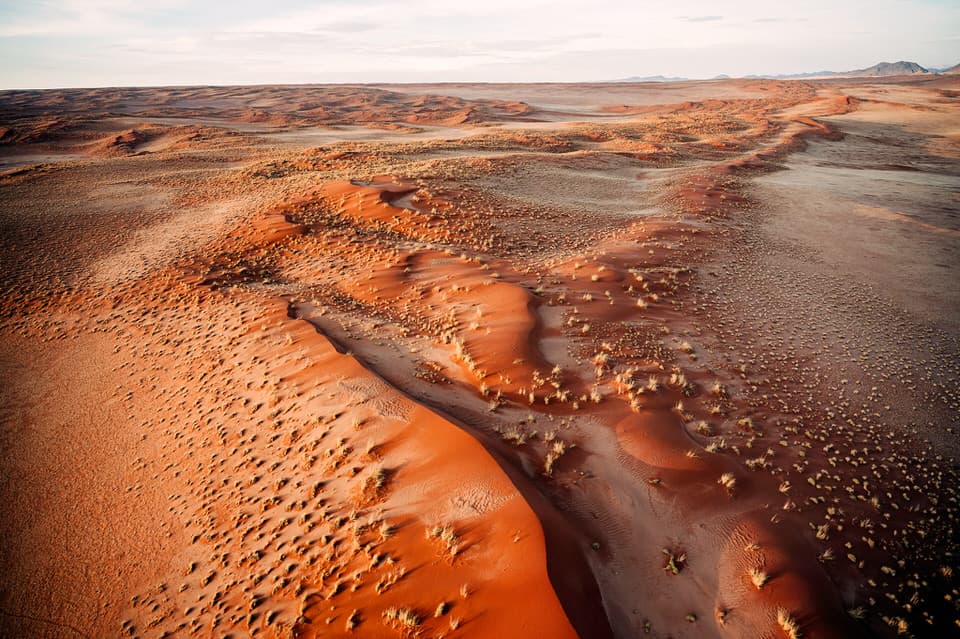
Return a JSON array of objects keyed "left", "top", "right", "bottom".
[{"left": 2, "top": 77, "right": 958, "bottom": 639}]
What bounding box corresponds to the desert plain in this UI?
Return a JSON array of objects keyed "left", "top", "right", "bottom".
[{"left": 0, "top": 76, "right": 958, "bottom": 639}]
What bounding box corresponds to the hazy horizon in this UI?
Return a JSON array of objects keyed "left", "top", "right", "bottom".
[{"left": 1, "top": 0, "right": 958, "bottom": 89}]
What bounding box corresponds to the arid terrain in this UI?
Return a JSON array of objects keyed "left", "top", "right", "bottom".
[{"left": 1, "top": 77, "right": 958, "bottom": 639}]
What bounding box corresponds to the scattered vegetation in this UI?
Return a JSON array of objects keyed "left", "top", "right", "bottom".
[
  {"left": 776, "top": 608, "right": 802, "bottom": 639},
  {"left": 718, "top": 472, "right": 736, "bottom": 495},
  {"left": 750, "top": 567, "right": 769, "bottom": 589},
  {"left": 662, "top": 548, "right": 687, "bottom": 575},
  {"left": 382, "top": 606, "right": 421, "bottom": 630}
]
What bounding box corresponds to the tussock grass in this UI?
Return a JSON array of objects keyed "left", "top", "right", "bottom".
[
  {"left": 345, "top": 609, "right": 359, "bottom": 631},
  {"left": 382, "top": 606, "right": 421, "bottom": 629},
  {"left": 776, "top": 608, "right": 801, "bottom": 639},
  {"left": 718, "top": 472, "right": 736, "bottom": 494},
  {"left": 750, "top": 567, "right": 769, "bottom": 589}
]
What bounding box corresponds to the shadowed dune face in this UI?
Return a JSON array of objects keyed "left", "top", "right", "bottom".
[{"left": 1, "top": 78, "right": 958, "bottom": 639}]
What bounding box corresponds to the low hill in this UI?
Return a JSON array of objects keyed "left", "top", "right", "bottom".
[{"left": 838, "top": 60, "right": 929, "bottom": 77}]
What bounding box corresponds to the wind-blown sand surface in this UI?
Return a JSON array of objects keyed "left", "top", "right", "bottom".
[{"left": 1, "top": 78, "right": 957, "bottom": 639}]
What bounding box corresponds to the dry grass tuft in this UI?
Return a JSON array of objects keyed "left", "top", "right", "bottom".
[
  {"left": 661, "top": 548, "right": 686, "bottom": 575},
  {"left": 345, "top": 609, "right": 360, "bottom": 631},
  {"left": 776, "top": 607, "right": 801, "bottom": 639},
  {"left": 383, "top": 606, "right": 421, "bottom": 629},
  {"left": 543, "top": 439, "right": 567, "bottom": 476},
  {"left": 718, "top": 472, "right": 736, "bottom": 494},
  {"left": 750, "top": 567, "right": 769, "bottom": 589},
  {"left": 426, "top": 525, "right": 460, "bottom": 557},
  {"left": 716, "top": 607, "right": 729, "bottom": 625}
]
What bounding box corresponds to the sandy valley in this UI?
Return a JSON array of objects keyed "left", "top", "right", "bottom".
[{"left": 1, "top": 77, "right": 958, "bottom": 639}]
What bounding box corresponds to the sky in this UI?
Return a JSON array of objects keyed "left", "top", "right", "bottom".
[{"left": 0, "top": 0, "right": 958, "bottom": 88}]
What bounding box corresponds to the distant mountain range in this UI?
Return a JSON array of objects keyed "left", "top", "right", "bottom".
[
  {"left": 616, "top": 60, "right": 959, "bottom": 82},
  {"left": 747, "top": 60, "right": 933, "bottom": 79}
]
